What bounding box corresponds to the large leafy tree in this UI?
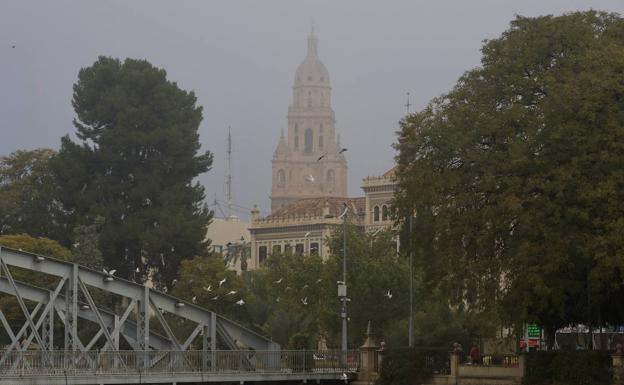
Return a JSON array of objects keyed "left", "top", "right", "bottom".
[
  {"left": 395, "top": 11, "right": 624, "bottom": 343},
  {"left": 0, "top": 149, "right": 65, "bottom": 241},
  {"left": 52, "top": 57, "right": 213, "bottom": 288}
]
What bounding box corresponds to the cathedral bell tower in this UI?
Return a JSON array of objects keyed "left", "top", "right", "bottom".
[{"left": 270, "top": 29, "right": 348, "bottom": 213}]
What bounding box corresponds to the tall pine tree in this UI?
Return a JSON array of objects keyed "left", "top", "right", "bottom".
[{"left": 53, "top": 57, "right": 213, "bottom": 288}]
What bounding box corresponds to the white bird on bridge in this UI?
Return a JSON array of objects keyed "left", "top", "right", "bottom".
[
  {"left": 273, "top": 277, "right": 283, "bottom": 284},
  {"left": 227, "top": 290, "right": 237, "bottom": 295},
  {"left": 218, "top": 277, "right": 227, "bottom": 287},
  {"left": 236, "top": 299, "right": 245, "bottom": 306},
  {"left": 103, "top": 268, "right": 116, "bottom": 276},
  {"left": 203, "top": 285, "right": 212, "bottom": 292},
  {"left": 192, "top": 296, "right": 197, "bottom": 304}
]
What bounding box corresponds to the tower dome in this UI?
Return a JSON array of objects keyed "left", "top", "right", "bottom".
[{"left": 294, "top": 31, "right": 330, "bottom": 86}]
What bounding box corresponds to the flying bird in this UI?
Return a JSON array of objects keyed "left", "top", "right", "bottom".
[
  {"left": 211, "top": 295, "right": 219, "bottom": 301},
  {"left": 341, "top": 372, "right": 348, "bottom": 381},
  {"left": 203, "top": 285, "right": 212, "bottom": 292},
  {"left": 304, "top": 231, "right": 311, "bottom": 238},
  {"left": 302, "top": 284, "right": 309, "bottom": 290},
  {"left": 227, "top": 290, "right": 237, "bottom": 295},
  {"left": 385, "top": 290, "right": 393, "bottom": 299},
  {"left": 11, "top": 45, "right": 15, "bottom": 49},
  {"left": 315, "top": 278, "right": 322, "bottom": 284},
  {"left": 305, "top": 174, "right": 315, "bottom": 183},
  {"left": 103, "top": 268, "right": 116, "bottom": 276},
  {"left": 172, "top": 279, "right": 178, "bottom": 286},
  {"left": 317, "top": 154, "right": 326, "bottom": 161},
  {"left": 192, "top": 296, "right": 197, "bottom": 304},
  {"left": 301, "top": 297, "right": 308, "bottom": 305},
  {"left": 218, "top": 277, "right": 227, "bottom": 287},
  {"left": 135, "top": 267, "right": 140, "bottom": 273},
  {"left": 339, "top": 148, "right": 347, "bottom": 154},
  {"left": 236, "top": 299, "right": 245, "bottom": 306},
  {"left": 276, "top": 297, "right": 280, "bottom": 303},
  {"left": 285, "top": 286, "right": 292, "bottom": 291},
  {"left": 273, "top": 278, "right": 283, "bottom": 284}
]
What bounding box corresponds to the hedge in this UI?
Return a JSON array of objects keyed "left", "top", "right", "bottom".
[{"left": 524, "top": 351, "right": 611, "bottom": 385}]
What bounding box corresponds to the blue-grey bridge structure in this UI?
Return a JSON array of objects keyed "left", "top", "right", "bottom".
[{"left": 0, "top": 247, "right": 357, "bottom": 384}]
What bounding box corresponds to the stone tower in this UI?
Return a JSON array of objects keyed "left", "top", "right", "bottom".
[{"left": 270, "top": 30, "right": 348, "bottom": 212}]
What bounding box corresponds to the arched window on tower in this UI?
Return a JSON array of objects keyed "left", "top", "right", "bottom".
[
  {"left": 319, "top": 135, "right": 324, "bottom": 149},
  {"left": 277, "top": 169, "right": 285, "bottom": 187},
  {"left": 294, "top": 136, "right": 299, "bottom": 150},
  {"left": 304, "top": 128, "right": 313, "bottom": 153},
  {"left": 382, "top": 205, "right": 389, "bottom": 221},
  {"left": 373, "top": 206, "right": 380, "bottom": 222},
  {"left": 326, "top": 169, "right": 335, "bottom": 187},
  {"left": 308, "top": 91, "right": 312, "bottom": 107}
]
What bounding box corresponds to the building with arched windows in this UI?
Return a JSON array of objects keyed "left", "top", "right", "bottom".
[{"left": 270, "top": 29, "right": 348, "bottom": 213}]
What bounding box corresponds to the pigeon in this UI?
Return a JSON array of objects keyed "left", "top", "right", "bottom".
[
  {"left": 301, "top": 297, "right": 308, "bottom": 305},
  {"left": 385, "top": 290, "right": 393, "bottom": 299},
  {"left": 103, "top": 268, "right": 116, "bottom": 276},
  {"left": 192, "top": 296, "right": 197, "bottom": 304},
  {"left": 305, "top": 174, "right": 315, "bottom": 182},
  {"left": 218, "top": 277, "right": 227, "bottom": 287},
  {"left": 317, "top": 154, "right": 326, "bottom": 161},
  {"left": 203, "top": 285, "right": 212, "bottom": 292},
  {"left": 236, "top": 299, "right": 245, "bottom": 306},
  {"left": 211, "top": 295, "right": 219, "bottom": 301},
  {"left": 273, "top": 278, "right": 283, "bottom": 284},
  {"left": 11, "top": 45, "right": 15, "bottom": 49},
  {"left": 304, "top": 231, "right": 311, "bottom": 238},
  {"left": 227, "top": 290, "right": 237, "bottom": 295},
  {"left": 339, "top": 148, "right": 347, "bottom": 154}
]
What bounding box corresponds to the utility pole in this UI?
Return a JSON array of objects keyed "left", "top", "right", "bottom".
[{"left": 226, "top": 127, "right": 232, "bottom": 218}]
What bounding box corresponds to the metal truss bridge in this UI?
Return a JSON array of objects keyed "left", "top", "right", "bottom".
[{"left": 0, "top": 247, "right": 357, "bottom": 384}]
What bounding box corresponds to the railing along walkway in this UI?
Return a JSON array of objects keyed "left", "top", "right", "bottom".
[{"left": 0, "top": 350, "right": 359, "bottom": 384}]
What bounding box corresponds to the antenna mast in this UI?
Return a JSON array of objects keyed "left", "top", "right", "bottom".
[{"left": 226, "top": 127, "right": 232, "bottom": 218}]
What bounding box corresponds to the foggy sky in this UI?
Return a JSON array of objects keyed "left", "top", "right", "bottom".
[{"left": 2, "top": 1, "right": 623, "bottom": 219}]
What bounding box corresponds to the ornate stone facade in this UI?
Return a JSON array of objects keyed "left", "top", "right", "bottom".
[{"left": 270, "top": 30, "right": 347, "bottom": 213}]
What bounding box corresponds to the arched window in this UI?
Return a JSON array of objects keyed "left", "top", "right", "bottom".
[
  {"left": 326, "top": 169, "right": 335, "bottom": 186},
  {"left": 295, "top": 124, "right": 298, "bottom": 133},
  {"left": 304, "top": 128, "right": 313, "bottom": 153},
  {"left": 382, "top": 205, "right": 389, "bottom": 221},
  {"left": 294, "top": 136, "right": 299, "bottom": 150},
  {"left": 277, "top": 169, "right": 285, "bottom": 187},
  {"left": 373, "top": 206, "right": 380, "bottom": 222},
  {"left": 319, "top": 123, "right": 323, "bottom": 132},
  {"left": 307, "top": 91, "right": 312, "bottom": 107},
  {"left": 319, "top": 135, "right": 324, "bottom": 149}
]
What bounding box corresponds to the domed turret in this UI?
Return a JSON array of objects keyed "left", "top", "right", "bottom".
[
  {"left": 294, "top": 32, "right": 330, "bottom": 87},
  {"left": 273, "top": 128, "right": 290, "bottom": 158}
]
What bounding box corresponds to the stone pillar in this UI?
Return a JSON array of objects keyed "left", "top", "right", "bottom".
[
  {"left": 357, "top": 321, "right": 379, "bottom": 384},
  {"left": 450, "top": 343, "right": 463, "bottom": 383},
  {"left": 612, "top": 344, "right": 624, "bottom": 385}
]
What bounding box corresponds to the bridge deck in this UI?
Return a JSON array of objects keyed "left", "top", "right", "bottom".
[{"left": 0, "top": 350, "right": 359, "bottom": 384}]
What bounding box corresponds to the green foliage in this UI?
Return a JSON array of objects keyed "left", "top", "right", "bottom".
[
  {"left": 524, "top": 351, "right": 612, "bottom": 385},
  {"left": 52, "top": 56, "right": 213, "bottom": 288},
  {"left": 172, "top": 255, "right": 246, "bottom": 322},
  {"left": 326, "top": 224, "right": 410, "bottom": 345},
  {"left": 0, "top": 149, "right": 65, "bottom": 241},
  {"left": 394, "top": 11, "right": 624, "bottom": 334},
  {"left": 71, "top": 216, "right": 104, "bottom": 270},
  {"left": 377, "top": 348, "right": 433, "bottom": 385},
  {"left": 0, "top": 234, "right": 71, "bottom": 260}
]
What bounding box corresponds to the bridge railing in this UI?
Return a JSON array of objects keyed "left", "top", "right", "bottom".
[{"left": 0, "top": 350, "right": 359, "bottom": 376}]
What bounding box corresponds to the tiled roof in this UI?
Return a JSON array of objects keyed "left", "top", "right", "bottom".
[
  {"left": 267, "top": 196, "right": 366, "bottom": 220},
  {"left": 383, "top": 165, "right": 398, "bottom": 178}
]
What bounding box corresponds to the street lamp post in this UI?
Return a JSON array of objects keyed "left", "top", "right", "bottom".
[
  {"left": 408, "top": 213, "right": 414, "bottom": 348},
  {"left": 338, "top": 204, "right": 349, "bottom": 355}
]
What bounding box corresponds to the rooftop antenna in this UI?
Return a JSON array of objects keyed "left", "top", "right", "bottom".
[
  {"left": 226, "top": 127, "right": 232, "bottom": 218},
  {"left": 406, "top": 92, "right": 411, "bottom": 114}
]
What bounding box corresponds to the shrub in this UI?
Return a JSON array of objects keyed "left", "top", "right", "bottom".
[{"left": 377, "top": 348, "right": 434, "bottom": 385}]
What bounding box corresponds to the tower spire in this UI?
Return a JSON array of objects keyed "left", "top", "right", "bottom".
[{"left": 307, "top": 24, "right": 318, "bottom": 57}]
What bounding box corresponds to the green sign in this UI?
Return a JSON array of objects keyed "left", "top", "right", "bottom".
[{"left": 527, "top": 324, "right": 541, "bottom": 338}]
